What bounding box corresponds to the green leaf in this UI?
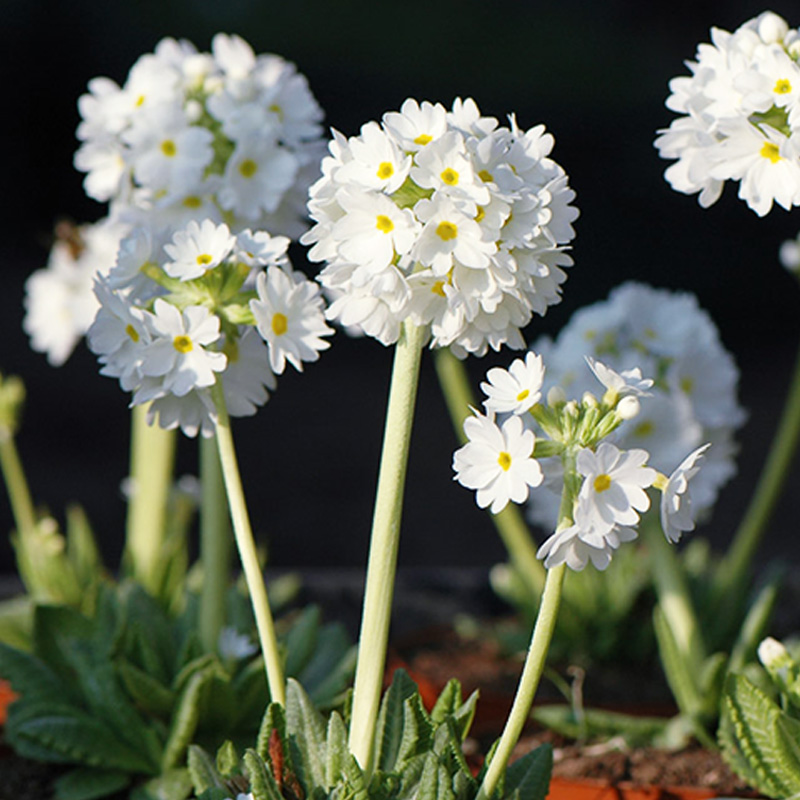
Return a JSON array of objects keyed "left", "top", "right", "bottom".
[
  {"left": 721, "top": 673, "right": 800, "bottom": 798},
  {"left": 653, "top": 606, "right": 703, "bottom": 719},
  {"left": 187, "top": 745, "right": 226, "bottom": 793},
  {"left": 504, "top": 743, "right": 552, "bottom": 800},
  {"left": 341, "top": 753, "right": 369, "bottom": 800},
  {"left": 216, "top": 740, "right": 239, "bottom": 776},
  {"left": 54, "top": 767, "right": 131, "bottom": 800},
  {"left": 299, "top": 622, "right": 356, "bottom": 708},
  {"left": 430, "top": 679, "right": 462, "bottom": 724},
  {"left": 374, "top": 669, "right": 419, "bottom": 773},
  {"left": 729, "top": 573, "right": 782, "bottom": 674},
  {"left": 244, "top": 748, "right": 285, "bottom": 800},
  {"left": 64, "top": 505, "right": 102, "bottom": 601},
  {"left": 325, "top": 711, "right": 349, "bottom": 789},
  {"left": 0, "top": 640, "right": 72, "bottom": 705},
  {"left": 117, "top": 657, "right": 176, "bottom": 718},
  {"left": 283, "top": 605, "right": 321, "bottom": 678},
  {"left": 395, "top": 692, "right": 435, "bottom": 769},
  {"left": 131, "top": 768, "right": 193, "bottom": 800},
  {"left": 286, "top": 677, "right": 327, "bottom": 790},
  {"left": 450, "top": 690, "right": 478, "bottom": 744}
]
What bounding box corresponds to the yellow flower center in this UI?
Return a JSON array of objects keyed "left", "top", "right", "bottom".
[
  {"left": 173, "top": 335, "right": 193, "bottom": 353},
  {"left": 634, "top": 420, "right": 654, "bottom": 438},
  {"left": 268, "top": 103, "right": 284, "bottom": 120},
  {"left": 680, "top": 376, "right": 694, "bottom": 394},
  {"left": 498, "top": 451, "right": 512, "bottom": 471},
  {"left": 160, "top": 139, "right": 177, "bottom": 157},
  {"left": 135, "top": 94, "right": 146, "bottom": 107},
  {"left": 440, "top": 167, "right": 459, "bottom": 186},
  {"left": 478, "top": 169, "right": 493, "bottom": 183},
  {"left": 594, "top": 474, "right": 612, "bottom": 493},
  {"left": 414, "top": 133, "right": 432, "bottom": 145},
  {"left": 516, "top": 389, "right": 529, "bottom": 402},
  {"left": 377, "top": 161, "right": 395, "bottom": 180},
  {"left": 475, "top": 205, "right": 486, "bottom": 223},
  {"left": 125, "top": 324, "right": 139, "bottom": 343},
  {"left": 431, "top": 280, "right": 446, "bottom": 297},
  {"left": 239, "top": 159, "right": 258, "bottom": 178},
  {"left": 775, "top": 78, "right": 792, "bottom": 95},
  {"left": 436, "top": 221, "right": 458, "bottom": 241},
  {"left": 376, "top": 214, "right": 394, "bottom": 234},
  {"left": 272, "top": 312, "right": 288, "bottom": 336},
  {"left": 196, "top": 253, "right": 213, "bottom": 266},
  {"left": 761, "top": 142, "right": 782, "bottom": 163},
  {"left": 183, "top": 195, "right": 203, "bottom": 209}
]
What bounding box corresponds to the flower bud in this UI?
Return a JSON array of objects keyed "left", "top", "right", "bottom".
[
  {"left": 582, "top": 391, "right": 599, "bottom": 409},
  {"left": 758, "top": 636, "right": 791, "bottom": 672},
  {"left": 617, "top": 395, "right": 641, "bottom": 420},
  {"left": 547, "top": 386, "right": 566, "bottom": 407},
  {"left": 757, "top": 11, "right": 789, "bottom": 43}
]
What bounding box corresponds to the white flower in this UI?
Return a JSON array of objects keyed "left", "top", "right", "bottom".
[
  {"left": 586, "top": 357, "right": 653, "bottom": 400},
  {"left": 137, "top": 300, "right": 227, "bottom": 398},
  {"left": 574, "top": 443, "right": 656, "bottom": 534},
  {"left": 453, "top": 410, "right": 543, "bottom": 514},
  {"left": 163, "top": 220, "right": 236, "bottom": 281},
  {"left": 218, "top": 627, "right": 258, "bottom": 661},
  {"left": 250, "top": 266, "right": 334, "bottom": 373},
  {"left": 481, "top": 352, "right": 545, "bottom": 415},
  {"left": 659, "top": 444, "right": 710, "bottom": 543},
  {"left": 536, "top": 520, "right": 638, "bottom": 571}
]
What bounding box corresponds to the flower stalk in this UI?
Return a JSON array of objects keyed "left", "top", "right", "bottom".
[
  {"left": 0, "top": 430, "right": 36, "bottom": 540},
  {"left": 348, "top": 320, "right": 427, "bottom": 775},
  {"left": 210, "top": 378, "right": 285, "bottom": 705},
  {"left": 124, "top": 404, "right": 176, "bottom": 596}
]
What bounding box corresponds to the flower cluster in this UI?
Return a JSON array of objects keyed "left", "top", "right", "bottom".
[
  {"left": 453, "top": 351, "right": 711, "bottom": 570},
  {"left": 655, "top": 11, "right": 800, "bottom": 216},
  {"left": 527, "top": 282, "right": 744, "bottom": 530},
  {"left": 75, "top": 34, "right": 325, "bottom": 238},
  {"left": 87, "top": 220, "right": 333, "bottom": 436},
  {"left": 302, "top": 98, "right": 578, "bottom": 356}
]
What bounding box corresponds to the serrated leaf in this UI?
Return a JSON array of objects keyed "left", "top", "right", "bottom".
[
  {"left": 722, "top": 673, "right": 800, "bottom": 798},
  {"left": 283, "top": 606, "right": 321, "bottom": 679},
  {"left": 244, "top": 749, "right": 284, "bottom": 800},
  {"left": 325, "top": 711, "right": 349, "bottom": 789},
  {"left": 54, "top": 766, "right": 131, "bottom": 800},
  {"left": 0, "top": 641, "right": 73, "bottom": 705},
  {"left": 216, "top": 740, "right": 239, "bottom": 776},
  {"left": 430, "top": 679, "right": 462, "bottom": 725},
  {"left": 117, "top": 657, "right": 176, "bottom": 718},
  {"left": 396, "top": 693, "right": 435, "bottom": 768},
  {"left": 504, "top": 743, "right": 552, "bottom": 800},
  {"left": 341, "top": 753, "right": 369, "bottom": 800},
  {"left": 374, "top": 669, "right": 419, "bottom": 773},
  {"left": 187, "top": 745, "right": 226, "bottom": 793},
  {"left": 255, "top": 702, "right": 288, "bottom": 766},
  {"left": 286, "top": 678, "right": 327, "bottom": 790},
  {"left": 451, "top": 690, "right": 478, "bottom": 743}
]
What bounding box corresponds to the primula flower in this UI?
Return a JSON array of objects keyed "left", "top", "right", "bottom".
[
  {"left": 481, "top": 352, "right": 545, "bottom": 415},
  {"left": 586, "top": 357, "right": 653, "bottom": 401},
  {"left": 659, "top": 443, "right": 710, "bottom": 543},
  {"left": 303, "top": 97, "right": 578, "bottom": 355},
  {"left": 536, "top": 520, "right": 638, "bottom": 571},
  {"left": 573, "top": 443, "right": 656, "bottom": 535},
  {"left": 453, "top": 410, "right": 543, "bottom": 514},
  {"left": 163, "top": 219, "right": 236, "bottom": 281}
]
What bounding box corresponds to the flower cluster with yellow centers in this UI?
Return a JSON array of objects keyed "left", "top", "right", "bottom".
[
  {"left": 302, "top": 97, "right": 578, "bottom": 355},
  {"left": 655, "top": 11, "right": 800, "bottom": 216},
  {"left": 74, "top": 34, "right": 325, "bottom": 238},
  {"left": 87, "top": 220, "right": 333, "bottom": 437},
  {"left": 528, "top": 282, "right": 744, "bottom": 531},
  {"left": 454, "top": 350, "right": 711, "bottom": 571}
]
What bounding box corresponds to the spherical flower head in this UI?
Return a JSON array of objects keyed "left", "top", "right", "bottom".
[
  {"left": 481, "top": 352, "right": 545, "bottom": 415},
  {"left": 138, "top": 299, "right": 227, "bottom": 397},
  {"left": 659, "top": 443, "right": 710, "bottom": 543},
  {"left": 536, "top": 520, "right": 638, "bottom": 571},
  {"left": 574, "top": 442, "right": 656, "bottom": 534},
  {"left": 163, "top": 219, "right": 235, "bottom": 281},
  {"left": 453, "top": 409, "right": 543, "bottom": 514},
  {"left": 250, "top": 266, "right": 334, "bottom": 373}
]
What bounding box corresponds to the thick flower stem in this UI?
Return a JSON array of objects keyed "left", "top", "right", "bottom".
[
  {"left": 199, "top": 435, "right": 231, "bottom": 653},
  {"left": 348, "top": 321, "right": 427, "bottom": 775},
  {"left": 433, "top": 349, "right": 546, "bottom": 598},
  {"left": 714, "top": 337, "right": 800, "bottom": 605},
  {"left": 476, "top": 563, "right": 566, "bottom": 800},
  {"left": 124, "top": 404, "right": 176, "bottom": 596},
  {"left": 211, "top": 379, "right": 285, "bottom": 705},
  {"left": 0, "top": 432, "right": 36, "bottom": 539}
]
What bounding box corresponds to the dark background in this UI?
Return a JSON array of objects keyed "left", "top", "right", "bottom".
[{"left": 1, "top": 0, "right": 799, "bottom": 577}]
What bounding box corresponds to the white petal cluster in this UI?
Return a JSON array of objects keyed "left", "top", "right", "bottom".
[
  {"left": 302, "top": 98, "right": 578, "bottom": 355},
  {"left": 528, "top": 282, "right": 744, "bottom": 530},
  {"left": 23, "top": 218, "right": 128, "bottom": 366},
  {"left": 660, "top": 444, "right": 711, "bottom": 543},
  {"left": 87, "top": 221, "right": 333, "bottom": 437},
  {"left": 74, "top": 35, "right": 325, "bottom": 238},
  {"left": 655, "top": 11, "right": 800, "bottom": 215}
]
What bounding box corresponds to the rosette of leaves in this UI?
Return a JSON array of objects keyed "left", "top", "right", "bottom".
[
  {"left": 0, "top": 583, "right": 355, "bottom": 800},
  {"left": 719, "top": 639, "right": 800, "bottom": 798},
  {"left": 188, "top": 670, "right": 553, "bottom": 800}
]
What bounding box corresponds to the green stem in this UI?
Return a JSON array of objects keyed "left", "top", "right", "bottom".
[
  {"left": 211, "top": 379, "right": 285, "bottom": 705},
  {"left": 476, "top": 564, "right": 566, "bottom": 800},
  {"left": 642, "top": 519, "right": 704, "bottom": 669},
  {"left": 0, "top": 432, "right": 36, "bottom": 538},
  {"left": 124, "top": 404, "right": 177, "bottom": 596},
  {"left": 714, "top": 337, "right": 800, "bottom": 601},
  {"left": 433, "top": 348, "right": 545, "bottom": 597},
  {"left": 348, "top": 321, "right": 427, "bottom": 775},
  {"left": 199, "top": 435, "right": 232, "bottom": 653}
]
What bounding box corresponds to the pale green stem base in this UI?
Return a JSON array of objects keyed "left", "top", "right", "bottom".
[
  {"left": 714, "top": 337, "right": 800, "bottom": 603},
  {"left": 433, "top": 349, "right": 545, "bottom": 598},
  {"left": 211, "top": 379, "right": 285, "bottom": 706},
  {"left": 0, "top": 432, "right": 36, "bottom": 537},
  {"left": 476, "top": 564, "right": 566, "bottom": 800},
  {"left": 348, "top": 321, "right": 427, "bottom": 775},
  {"left": 124, "top": 404, "right": 177, "bottom": 596},
  {"left": 199, "top": 435, "right": 232, "bottom": 653}
]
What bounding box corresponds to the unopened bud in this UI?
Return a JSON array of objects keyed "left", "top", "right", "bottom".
[
  {"left": 758, "top": 636, "right": 791, "bottom": 671},
  {"left": 547, "top": 385, "right": 566, "bottom": 407},
  {"left": 582, "top": 391, "right": 598, "bottom": 409},
  {"left": 617, "top": 395, "right": 641, "bottom": 420},
  {"left": 757, "top": 11, "right": 789, "bottom": 44}
]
